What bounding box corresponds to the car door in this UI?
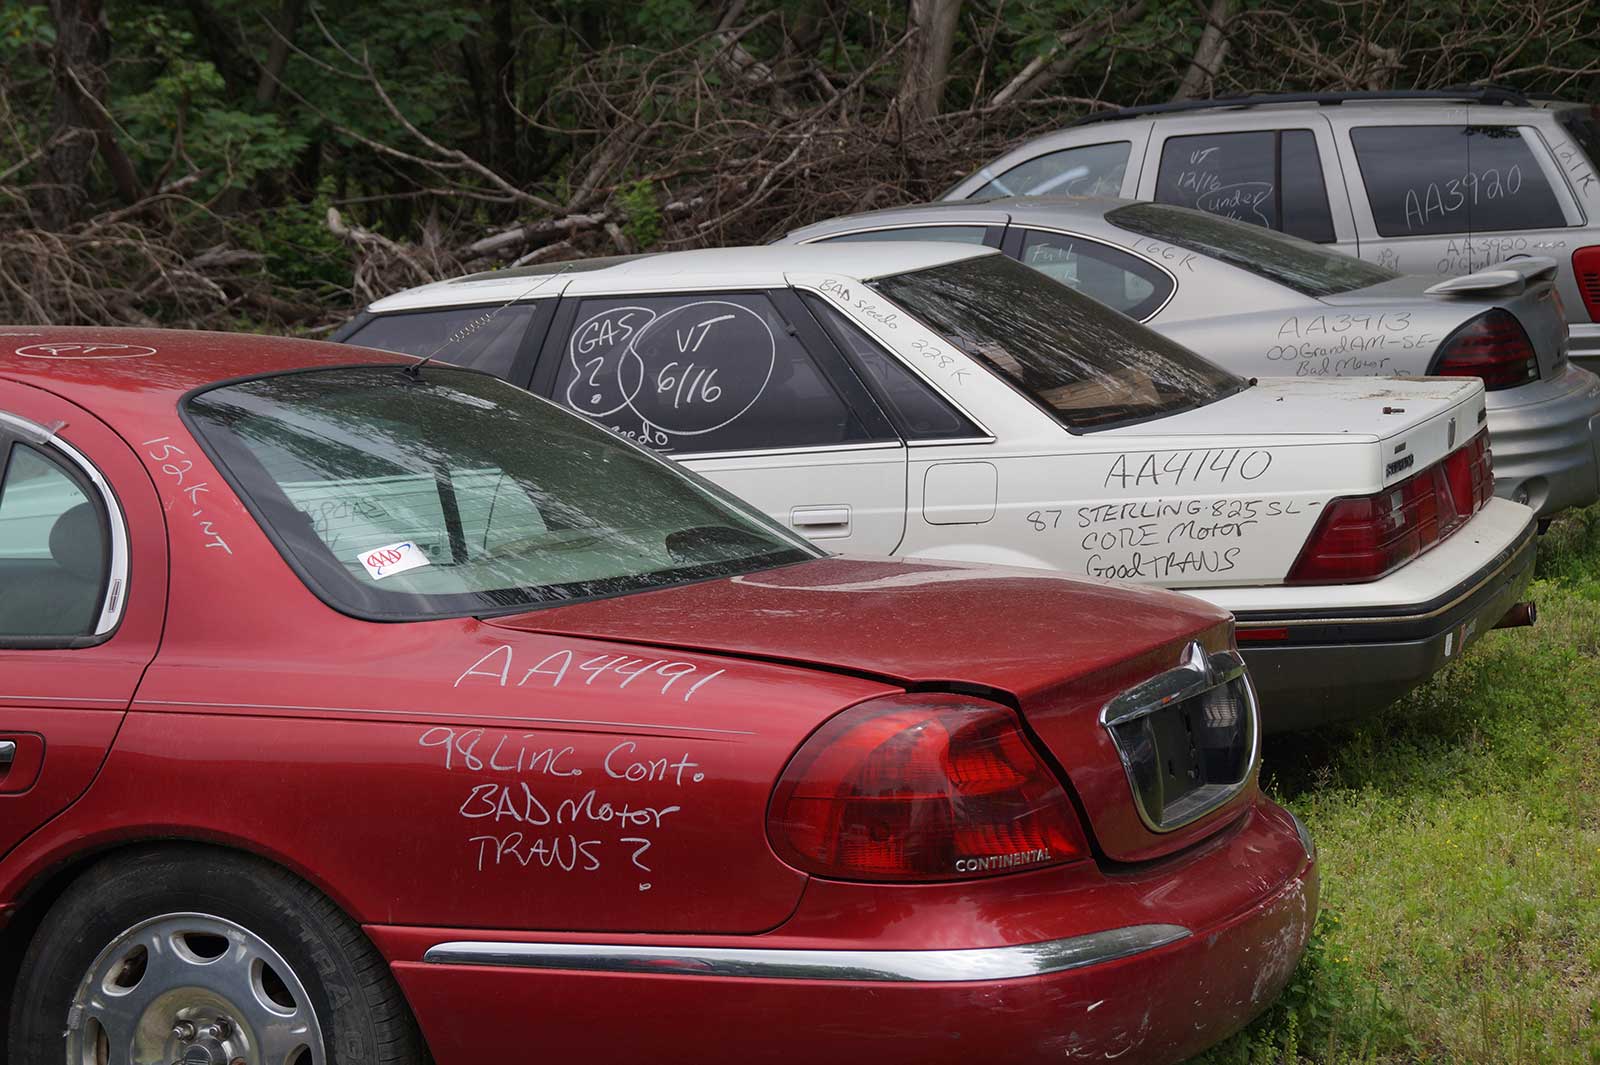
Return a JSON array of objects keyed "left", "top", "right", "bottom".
[
  {"left": 0, "top": 382, "right": 166, "bottom": 858},
  {"left": 1137, "top": 117, "right": 1357, "bottom": 255},
  {"left": 1335, "top": 113, "right": 1582, "bottom": 278},
  {"left": 531, "top": 288, "right": 909, "bottom": 552}
]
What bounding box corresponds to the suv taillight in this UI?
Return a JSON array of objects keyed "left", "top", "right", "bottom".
[
  {"left": 1573, "top": 247, "right": 1600, "bottom": 321},
  {"left": 1288, "top": 431, "right": 1492, "bottom": 584},
  {"left": 768, "top": 693, "right": 1088, "bottom": 881},
  {"left": 1430, "top": 310, "right": 1538, "bottom": 390}
]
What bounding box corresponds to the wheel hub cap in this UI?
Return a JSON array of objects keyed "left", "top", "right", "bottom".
[{"left": 66, "top": 912, "right": 325, "bottom": 1065}]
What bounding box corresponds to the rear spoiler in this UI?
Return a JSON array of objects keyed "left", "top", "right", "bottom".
[{"left": 1424, "top": 256, "right": 1559, "bottom": 297}]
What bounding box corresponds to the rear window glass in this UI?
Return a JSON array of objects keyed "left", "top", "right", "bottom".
[
  {"left": 965, "top": 141, "right": 1130, "bottom": 198},
  {"left": 344, "top": 305, "right": 535, "bottom": 379},
  {"left": 871, "top": 255, "right": 1243, "bottom": 432},
  {"left": 1107, "top": 202, "right": 1399, "bottom": 297},
  {"left": 186, "top": 367, "right": 814, "bottom": 621},
  {"left": 1350, "top": 125, "right": 1567, "bottom": 236}
]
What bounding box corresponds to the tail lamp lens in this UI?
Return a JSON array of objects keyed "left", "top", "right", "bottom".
[
  {"left": 768, "top": 694, "right": 1088, "bottom": 881},
  {"left": 1431, "top": 310, "right": 1538, "bottom": 390},
  {"left": 1288, "top": 430, "right": 1492, "bottom": 584},
  {"left": 1574, "top": 246, "right": 1600, "bottom": 321}
]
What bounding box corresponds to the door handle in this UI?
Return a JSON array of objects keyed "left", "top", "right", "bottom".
[
  {"left": 790, "top": 505, "right": 851, "bottom": 539},
  {"left": 0, "top": 741, "right": 13, "bottom": 768}
]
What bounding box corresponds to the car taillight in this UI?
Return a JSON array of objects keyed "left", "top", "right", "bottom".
[
  {"left": 768, "top": 693, "right": 1089, "bottom": 881},
  {"left": 1430, "top": 310, "right": 1538, "bottom": 390},
  {"left": 1288, "top": 430, "right": 1492, "bottom": 584},
  {"left": 1573, "top": 247, "right": 1600, "bottom": 321}
]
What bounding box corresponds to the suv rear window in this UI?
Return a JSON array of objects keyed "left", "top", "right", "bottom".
[
  {"left": 186, "top": 367, "right": 814, "bottom": 620},
  {"left": 1350, "top": 125, "right": 1567, "bottom": 236},
  {"left": 871, "top": 255, "right": 1243, "bottom": 432},
  {"left": 1107, "top": 202, "right": 1399, "bottom": 297}
]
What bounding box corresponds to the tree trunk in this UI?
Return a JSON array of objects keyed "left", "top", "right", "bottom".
[
  {"left": 39, "top": 0, "right": 138, "bottom": 228},
  {"left": 255, "top": 0, "right": 306, "bottom": 108},
  {"left": 894, "top": 0, "right": 963, "bottom": 125},
  {"left": 1172, "top": 0, "right": 1235, "bottom": 101},
  {"left": 488, "top": 0, "right": 518, "bottom": 181}
]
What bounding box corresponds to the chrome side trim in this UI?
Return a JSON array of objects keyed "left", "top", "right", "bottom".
[
  {"left": 1100, "top": 643, "right": 1261, "bottom": 834},
  {"left": 0, "top": 410, "right": 131, "bottom": 637},
  {"left": 420, "top": 924, "right": 1191, "bottom": 982}
]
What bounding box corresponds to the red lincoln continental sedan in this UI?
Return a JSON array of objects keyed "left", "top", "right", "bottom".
[{"left": 0, "top": 328, "right": 1315, "bottom": 1065}]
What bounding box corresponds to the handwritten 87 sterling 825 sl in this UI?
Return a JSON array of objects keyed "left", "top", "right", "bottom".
[
  {"left": 1, "top": 327, "right": 1311, "bottom": 1064},
  {"left": 338, "top": 242, "right": 1540, "bottom": 729}
]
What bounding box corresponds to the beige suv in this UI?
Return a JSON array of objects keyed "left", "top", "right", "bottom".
[{"left": 945, "top": 87, "right": 1600, "bottom": 374}]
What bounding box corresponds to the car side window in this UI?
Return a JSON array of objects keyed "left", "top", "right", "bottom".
[
  {"left": 969, "top": 141, "right": 1130, "bottom": 198},
  {"left": 1155, "top": 129, "right": 1337, "bottom": 243},
  {"left": 342, "top": 304, "right": 536, "bottom": 378},
  {"left": 801, "top": 294, "right": 982, "bottom": 440},
  {"left": 1016, "top": 230, "right": 1175, "bottom": 320},
  {"left": 1279, "top": 130, "right": 1336, "bottom": 243},
  {"left": 1350, "top": 125, "right": 1568, "bottom": 237},
  {"left": 1156, "top": 131, "right": 1278, "bottom": 228},
  {"left": 554, "top": 293, "right": 878, "bottom": 454},
  {"left": 816, "top": 226, "right": 990, "bottom": 245},
  {"left": 0, "top": 443, "right": 107, "bottom": 637}
]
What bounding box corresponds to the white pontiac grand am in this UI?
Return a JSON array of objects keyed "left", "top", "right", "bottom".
[{"left": 333, "top": 243, "right": 1538, "bottom": 729}]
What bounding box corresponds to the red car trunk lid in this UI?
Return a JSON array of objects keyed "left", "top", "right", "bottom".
[{"left": 487, "top": 556, "right": 1251, "bottom": 862}]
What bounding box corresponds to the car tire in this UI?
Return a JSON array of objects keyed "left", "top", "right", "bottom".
[{"left": 8, "top": 844, "right": 425, "bottom": 1065}]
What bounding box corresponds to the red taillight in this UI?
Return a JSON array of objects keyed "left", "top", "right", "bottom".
[
  {"left": 1431, "top": 310, "right": 1538, "bottom": 390},
  {"left": 768, "top": 694, "right": 1088, "bottom": 881},
  {"left": 1573, "top": 246, "right": 1600, "bottom": 322},
  {"left": 1288, "top": 431, "right": 1492, "bottom": 584}
]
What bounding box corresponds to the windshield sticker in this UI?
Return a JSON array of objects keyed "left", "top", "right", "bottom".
[
  {"left": 14, "top": 341, "right": 157, "bottom": 360},
  {"left": 358, "top": 539, "right": 430, "bottom": 579}
]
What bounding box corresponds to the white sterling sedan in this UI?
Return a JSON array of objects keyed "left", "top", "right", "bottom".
[{"left": 334, "top": 244, "right": 1538, "bottom": 729}]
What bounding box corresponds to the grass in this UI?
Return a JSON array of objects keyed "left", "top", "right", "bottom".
[{"left": 1191, "top": 504, "right": 1600, "bottom": 1065}]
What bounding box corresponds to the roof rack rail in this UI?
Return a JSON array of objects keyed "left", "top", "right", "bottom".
[{"left": 1066, "top": 86, "right": 1532, "bottom": 128}]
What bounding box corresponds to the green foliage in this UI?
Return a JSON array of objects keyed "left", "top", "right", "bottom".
[
  {"left": 237, "top": 179, "right": 350, "bottom": 294},
  {"left": 1191, "top": 501, "right": 1600, "bottom": 1062},
  {"left": 616, "top": 179, "right": 661, "bottom": 249}
]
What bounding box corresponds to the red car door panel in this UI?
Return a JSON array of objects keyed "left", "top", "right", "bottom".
[{"left": 0, "top": 381, "right": 167, "bottom": 859}]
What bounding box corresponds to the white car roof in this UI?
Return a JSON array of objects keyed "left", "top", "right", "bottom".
[{"left": 367, "top": 242, "right": 996, "bottom": 313}]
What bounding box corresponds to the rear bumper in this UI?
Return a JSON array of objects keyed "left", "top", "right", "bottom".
[
  {"left": 1236, "top": 510, "right": 1537, "bottom": 731},
  {"left": 1484, "top": 365, "right": 1600, "bottom": 518},
  {"left": 379, "top": 803, "right": 1317, "bottom": 1065}
]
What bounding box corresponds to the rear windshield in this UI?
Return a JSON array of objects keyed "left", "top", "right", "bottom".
[
  {"left": 871, "top": 254, "right": 1244, "bottom": 432},
  {"left": 1107, "top": 202, "right": 1399, "bottom": 297},
  {"left": 185, "top": 367, "right": 815, "bottom": 621}
]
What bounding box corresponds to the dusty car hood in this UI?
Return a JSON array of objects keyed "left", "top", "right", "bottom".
[{"left": 486, "top": 556, "right": 1228, "bottom": 702}]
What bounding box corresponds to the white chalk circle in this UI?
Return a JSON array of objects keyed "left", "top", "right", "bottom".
[
  {"left": 14, "top": 341, "right": 157, "bottom": 360},
  {"left": 618, "top": 301, "right": 776, "bottom": 437}
]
